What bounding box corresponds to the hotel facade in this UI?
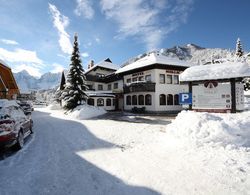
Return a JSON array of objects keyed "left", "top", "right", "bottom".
[{"left": 84, "top": 53, "right": 190, "bottom": 113}]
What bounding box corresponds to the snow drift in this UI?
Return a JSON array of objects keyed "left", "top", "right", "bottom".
[
  {"left": 166, "top": 111, "right": 250, "bottom": 148},
  {"left": 67, "top": 105, "right": 106, "bottom": 120}
]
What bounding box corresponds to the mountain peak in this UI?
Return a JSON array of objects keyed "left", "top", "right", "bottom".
[
  {"left": 17, "top": 70, "right": 31, "bottom": 76},
  {"left": 186, "top": 43, "right": 204, "bottom": 50}
]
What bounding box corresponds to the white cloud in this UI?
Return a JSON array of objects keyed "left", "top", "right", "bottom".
[
  {"left": 95, "top": 37, "right": 100, "bottom": 43},
  {"left": 1, "top": 39, "right": 19, "bottom": 45},
  {"left": 81, "top": 52, "right": 89, "bottom": 58},
  {"left": 74, "top": 0, "right": 94, "bottom": 19},
  {"left": 0, "top": 47, "right": 43, "bottom": 64},
  {"left": 12, "top": 64, "right": 42, "bottom": 78},
  {"left": 83, "top": 41, "right": 92, "bottom": 48},
  {"left": 51, "top": 63, "right": 65, "bottom": 73},
  {"left": 100, "top": 0, "right": 193, "bottom": 50},
  {"left": 49, "top": 3, "right": 72, "bottom": 54}
]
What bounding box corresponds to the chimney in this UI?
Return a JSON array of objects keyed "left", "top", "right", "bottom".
[{"left": 88, "top": 60, "right": 94, "bottom": 69}]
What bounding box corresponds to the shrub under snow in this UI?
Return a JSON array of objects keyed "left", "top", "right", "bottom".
[
  {"left": 47, "top": 102, "right": 62, "bottom": 110},
  {"left": 67, "top": 105, "right": 107, "bottom": 120}
]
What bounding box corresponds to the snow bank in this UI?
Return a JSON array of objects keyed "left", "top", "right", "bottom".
[
  {"left": 47, "top": 102, "right": 61, "bottom": 110},
  {"left": 68, "top": 105, "right": 106, "bottom": 120},
  {"left": 166, "top": 111, "right": 250, "bottom": 148}
]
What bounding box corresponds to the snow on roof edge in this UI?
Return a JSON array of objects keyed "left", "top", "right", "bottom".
[
  {"left": 85, "top": 60, "right": 119, "bottom": 74},
  {"left": 116, "top": 53, "right": 191, "bottom": 74},
  {"left": 0, "top": 59, "right": 10, "bottom": 69},
  {"left": 180, "top": 61, "right": 250, "bottom": 82}
]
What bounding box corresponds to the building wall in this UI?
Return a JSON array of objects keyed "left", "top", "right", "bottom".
[
  {"left": 88, "top": 97, "right": 116, "bottom": 111},
  {"left": 124, "top": 92, "right": 155, "bottom": 111},
  {"left": 123, "top": 68, "right": 188, "bottom": 112},
  {"left": 154, "top": 69, "right": 188, "bottom": 111}
]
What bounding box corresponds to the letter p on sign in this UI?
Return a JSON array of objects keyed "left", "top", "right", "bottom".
[{"left": 179, "top": 93, "right": 192, "bottom": 104}]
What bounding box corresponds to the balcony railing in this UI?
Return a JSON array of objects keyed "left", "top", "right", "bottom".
[{"left": 123, "top": 82, "right": 156, "bottom": 93}]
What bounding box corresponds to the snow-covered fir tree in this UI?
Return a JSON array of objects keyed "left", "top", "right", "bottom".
[
  {"left": 61, "top": 33, "right": 88, "bottom": 110},
  {"left": 243, "top": 78, "right": 250, "bottom": 91},
  {"left": 54, "top": 71, "right": 66, "bottom": 105},
  {"left": 235, "top": 38, "right": 244, "bottom": 57}
]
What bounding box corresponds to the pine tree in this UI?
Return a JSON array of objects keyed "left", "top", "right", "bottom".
[
  {"left": 243, "top": 78, "right": 250, "bottom": 91},
  {"left": 62, "top": 33, "right": 88, "bottom": 110},
  {"left": 54, "top": 71, "right": 66, "bottom": 105},
  {"left": 235, "top": 38, "right": 244, "bottom": 57}
]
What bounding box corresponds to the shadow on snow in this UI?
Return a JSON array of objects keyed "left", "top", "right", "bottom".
[{"left": 0, "top": 110, "right": 160, "bottom": 195}]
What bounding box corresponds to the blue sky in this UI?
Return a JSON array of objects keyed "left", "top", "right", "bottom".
[{"left": 0, "top": 0, "right": 249, "bottom": 77}]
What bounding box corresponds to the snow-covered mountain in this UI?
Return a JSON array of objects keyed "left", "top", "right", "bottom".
[
  {"left": 122, "top": 43, "right": 235, "bottom": 67},
  {"left": 14, "top": 70, "right": 61, "bottom": 92},
  {"left": 14, "top": 43, "right": 246, "bottom": 92}
]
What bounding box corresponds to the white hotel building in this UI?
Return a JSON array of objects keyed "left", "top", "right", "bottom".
[{"left": 84, "top": 53, "right": 190, "bottom": 113}]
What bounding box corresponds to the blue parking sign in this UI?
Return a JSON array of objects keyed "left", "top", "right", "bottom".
[{"left": 179, "top": 93, "right": 192, "bottom": 104}]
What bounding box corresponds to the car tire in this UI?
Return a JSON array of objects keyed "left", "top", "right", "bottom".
[
  {"left": 30, "top": 124, "right": 33, "bottom": 134},
  {"left": 14, "top": 131, "right": 24, "bottom": 150}
]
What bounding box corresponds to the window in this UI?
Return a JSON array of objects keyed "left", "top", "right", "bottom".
[
  {"left": 145, "top": 94, "right": 152, "bottom": 105},
  {"left": 127, "top": 78, "right": 131, "bottom": 83},
  {"left": 159, "top": 74, "right": 165, "bottom": 84},
  {"left": 98, "top": 84, "right": 103, "bottom": 90},
  {"left": 145, "top": 75, "right": 151, "bottom": 82},
  {"left": 167, "top": 94, "right": 173, "bottom": 105},
  {"left": 87, "top": 85, "right": 93, "bottom": 90},
  {"left": 138, "top": 76, "right": 144, "bottom": 81},
  {"left": 173, "top": 75, "right": 179, "bottom": 84},
  {"left": 114, "top": 83, "right": 118, "bottom": 89},
  {"left": 138, "top": 95, "right": 144, "bottom": 105},
  {"left": 166, "top": 75, "right": 172, "bottom": 84},
  {"left": 106, "top": 98, "right": 111, "bottom": 106},
  {"left": 113, "top": 98, "right": 116, "bottom": 106},
  {"left": 159, "top": 94, "right": 166, "bottom": 105},
  {"left": 132, "top": 95, "right": 137, "bottom": 105},
  {"left": 126, "top": 96, "right": 131, "bottom": 105},
  {"left": 97, "top": 98, "right": 104, "bottom": 106},
  {"left": 87, "top": 98, "right": 94, "bottom": 106},
  {"left": 174, "top": 94, "right": 179, "bottom": 105},
  {"left": 108, "top": 84, "right": 112, "bottom": 90},
  {"left": 132, "top": 77, "right": 137, "bottom": 82}
]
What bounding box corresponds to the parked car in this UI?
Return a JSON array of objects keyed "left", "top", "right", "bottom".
[
  {"left": 0, "top": 100, "right": 33, "bottom": 150},
  {"left": 18, "top": 101, "right": 33, "bottom": 115}
]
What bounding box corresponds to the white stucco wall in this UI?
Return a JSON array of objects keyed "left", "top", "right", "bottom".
[{"left": 123, "top": 69, "right": 189, "bottom": 112}]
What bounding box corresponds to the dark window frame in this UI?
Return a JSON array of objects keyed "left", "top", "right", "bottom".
[
  {"left": 145, "top": 94, "right": 152, "bottom": 105},
  {"left": 138, "top": 95, "right": 144, "bottom": 105},
  {"left": 126, "top": 95, "right": 131, "bottom": 105},
  {"left": 132, "top": 95, "right": 137, "bottom": 105},
  {"left": 159, "top": 94, "right": 166, "bottom": 105},
  {"left": 106, "top": 98, "right": 112, "bottom": 106},
  {"left": 166, "top": 75, "right": 172, "bottom": 84},
  {"left": 97, "top": 98, "right": 104, "bottom": 106},
  {"left": 159, "top": 74, "right": 165, "bottom": 84},
  {"left": 167, "top": 94, "right": 173, "bottom": 105}
]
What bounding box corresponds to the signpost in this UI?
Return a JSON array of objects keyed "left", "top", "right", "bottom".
[{"left": 179, "top": 93, "right": 192, "bottom": 105}]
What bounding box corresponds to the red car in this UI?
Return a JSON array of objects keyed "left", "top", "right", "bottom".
[{"left": 0, "top": 100, "right": 33, "bottom": 150}]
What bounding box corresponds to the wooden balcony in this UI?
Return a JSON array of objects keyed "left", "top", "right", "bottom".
[{"left": 123, "top": 82, "right": 156, "bottom": 93}]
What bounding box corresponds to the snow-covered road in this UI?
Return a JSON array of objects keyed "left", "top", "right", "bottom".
[
  {"left": 1, "top": 108, "right": 250, "bottom": 195},
  {"left": 0, "top": 110, "right": 160, "bottom": 195}
]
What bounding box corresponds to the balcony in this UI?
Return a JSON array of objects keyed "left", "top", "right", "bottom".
[{"left": 123, "top": 82, "right": 156, "bottom": 93}]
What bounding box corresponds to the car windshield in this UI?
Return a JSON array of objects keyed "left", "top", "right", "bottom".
[{"left": 0, "top": 106, "right": 26, "bottom": 120}]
